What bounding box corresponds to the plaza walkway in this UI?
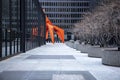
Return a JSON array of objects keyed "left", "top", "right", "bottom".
[{"left": 0, "top": 43, "right": 120, "bottom": 80}]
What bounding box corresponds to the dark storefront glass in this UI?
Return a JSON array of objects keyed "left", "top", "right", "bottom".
[
  {"left": 0, "top": 0, "right": 45, "bottom": 59},
  {"left": 1, "top": 0, "right": 21, "bottom": 57},
  {"left": 24, "top": 0, "right": 46, "bottom": 51}
]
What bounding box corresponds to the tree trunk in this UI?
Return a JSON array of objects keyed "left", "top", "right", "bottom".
[{"left": 100, "top": 44, "right": 104, "bottom": 47}]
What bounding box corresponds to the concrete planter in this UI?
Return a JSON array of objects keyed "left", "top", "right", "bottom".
[
  {"left": 65, "top": 41, "right": 74, "bottom": 48},
  {"left": 102, "top": 48, "right": 120, "bottom": 67},
  {"left": 88, "top": 46, "right": 102, "bottom": 58},
  {"left": 73, "top": 40, "right": 80, "bottom": 49},
  {"left": 76, "top": 44, "right": 91, "bottom": 53},
  {"left": 66, "top": 40, "right": 80, "bottom": 49}
]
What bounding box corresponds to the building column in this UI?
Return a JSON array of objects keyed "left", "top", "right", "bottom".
[
  {"left": 20, "top": 0, "right": 26, "bottom": 52},
  {"left": 0, "top": 0, "right": 2, "bottom": 58}
]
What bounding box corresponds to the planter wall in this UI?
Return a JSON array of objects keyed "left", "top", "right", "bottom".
[
  {"left": 76, "top": 44, "right": 91, "bottom": 53},
  {"left": 88, "top": 46, "right": 102, "bottom": 58},
  {"left": 102, "top": 48, "right": 120, "bottom": 67},
  {"left": 65, "top": 41, "right": 74, "bottom": 48}
]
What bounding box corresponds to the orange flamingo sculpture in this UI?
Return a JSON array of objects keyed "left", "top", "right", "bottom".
[{"left": 46, "top": 16, "right": 64, "bottom": 43}]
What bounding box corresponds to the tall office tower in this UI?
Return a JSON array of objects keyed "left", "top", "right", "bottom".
[{"left": 39, "top": 0, "right": 97, "bottom": 40}]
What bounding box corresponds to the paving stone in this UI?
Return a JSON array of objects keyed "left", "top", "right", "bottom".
[
  {"left": 0, "top": 71, "right": 30, "bottom": 80},
  {"left": 0, "top": 71, "right": 96, "bottom": 80},
  {"left": 52, "top": 74, "right": 85, "bottom": 80},
  {"left": 26, "top": 55, "right": 75, "bottom": 59}
]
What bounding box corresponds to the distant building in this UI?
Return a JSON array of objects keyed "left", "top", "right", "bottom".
[{"left": 39, "top": 0, "right": 99, "bottom": 41}]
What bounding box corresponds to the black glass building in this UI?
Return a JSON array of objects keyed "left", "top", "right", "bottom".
[
  {"left": 39, "top": 0, "right": 98, "bottom": 40},
  {"left": 0, "top": 0, "right": 46, "bottom": 60}
]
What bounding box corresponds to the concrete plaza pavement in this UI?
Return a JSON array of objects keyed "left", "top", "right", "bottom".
[{"left": 0, "top": 43, "right": 120, "bottom": 80}]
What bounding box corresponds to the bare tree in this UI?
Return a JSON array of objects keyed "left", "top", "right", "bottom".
[{"left": 73, "top": 0, "right": 120, "bottom": 50}]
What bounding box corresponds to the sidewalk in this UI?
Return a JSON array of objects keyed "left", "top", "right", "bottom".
[{"left": 0, "top": 43, "right": 120, "bottom": 80}]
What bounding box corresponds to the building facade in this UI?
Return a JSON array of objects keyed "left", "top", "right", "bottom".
[
  {"left": 0, "top": 0, "right": 46, "bottom": 60},
  {"left": 39, "top": 0, "right": 98, "bottom": 41}
]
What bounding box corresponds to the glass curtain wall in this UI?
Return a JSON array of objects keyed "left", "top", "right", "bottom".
[
  {"left": 0, "top": 0, "right": 45, "bottom": 60},
  {"left": 24, "top": 0, "right": 46, "bottom": 51},
  {"left": 1, "top": 0, "right": 21, "bottom": 58}
]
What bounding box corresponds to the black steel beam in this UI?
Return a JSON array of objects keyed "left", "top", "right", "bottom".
[
  {"left": 9, "top": 0, "right": 12, "bottom": 55},
  {"left": 0, "top": 0, "right": 2, "bottom": 58},
  {"left": 20, "top": 0, "right": 26, "bottom": 52},
  {"left": 16, "top": 0, "right": 19, "bottom": 53}
]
